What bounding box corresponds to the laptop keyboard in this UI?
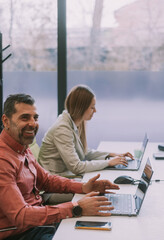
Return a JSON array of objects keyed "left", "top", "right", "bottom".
[{"left": 106, "top": 194, "right": 132, "bottom": 214}]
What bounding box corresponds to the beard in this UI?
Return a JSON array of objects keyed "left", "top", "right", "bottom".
[
  {"left": 9, "top": 120, "right": 38, "bottom": 146},
  {"left": 19, "top": 126, "right": 38, "bottom": 145}
]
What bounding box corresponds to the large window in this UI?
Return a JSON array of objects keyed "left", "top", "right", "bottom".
[
  {"left": 1, "top": 0, "right": 164, "bottom": 148},
  {"left": 0, "top": 0, "right": 58, "bottom": 144},
  {"left": 1, "top": 0, "right": 57, "bottom": 71},
  {"left": 67, "top": 0, "right": 164, "bottom": 148},
  {"left": 67, "top": 0, "right": 164, "bottom": 71}
]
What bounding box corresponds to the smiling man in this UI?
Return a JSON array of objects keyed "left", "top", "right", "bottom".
[
  {"left": 2, "top": 95, "right": 39, "bottom": 146},
  {"left": 0, "top": 94, "right": 119, "bottom": 240}
]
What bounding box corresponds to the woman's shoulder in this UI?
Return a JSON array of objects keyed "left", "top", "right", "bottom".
[
  {"left": 56, "top": 111, "right": 73, "bottom": 127},
  {"left": 47, "top": 111, "right": 73, "bottom": 133}
]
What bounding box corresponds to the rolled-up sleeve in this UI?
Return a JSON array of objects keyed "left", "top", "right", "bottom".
[{"left": 0, "top": 157, "right": 83, "bottom": 238}]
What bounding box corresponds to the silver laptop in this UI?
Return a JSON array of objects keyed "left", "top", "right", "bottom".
[
  {"left": 108, "top": 133, "right": 148, "bottom": 171},
  {"left": 106, "top": 158, "right": 153, "bottom": 216}
]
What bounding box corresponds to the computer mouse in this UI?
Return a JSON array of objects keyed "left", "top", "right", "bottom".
[{"left": 114, "top": 175, "right": 134, "bottom": 184}]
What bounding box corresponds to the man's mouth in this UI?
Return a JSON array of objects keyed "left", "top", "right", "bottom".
[{"left": 23, "top": 130, "right": 35, "bottom": 136}]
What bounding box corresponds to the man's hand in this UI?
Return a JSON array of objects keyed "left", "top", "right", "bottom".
[
  {"left": 82, "top": 174, "right": 119, "bottom": 194},
  {"left": 77, "top": 192, "right": 114, "bottom": 216}
]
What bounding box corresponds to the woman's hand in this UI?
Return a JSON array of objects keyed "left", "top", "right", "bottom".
[
  {"left": 117, "top": 152, "right": 134, "bottom": 159},
  {"left": 106, "top": 152, "right": 134, "bottom": 167},
  {"left": 108, "top": 156, "right": 128, "bottom": 167},
  {"left": 107, "top": 152, "right": 134, "bottom": 159}
]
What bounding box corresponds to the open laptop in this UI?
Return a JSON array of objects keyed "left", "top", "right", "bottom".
[
  {"left": 105, "top": 158, "right": 153, "bottom": 216},
  {"left": 107, "top": 133, "right": 148, "bottom": 171}
]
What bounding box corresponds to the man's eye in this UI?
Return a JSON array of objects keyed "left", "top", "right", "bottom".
[
  {"left": 22, "top": 116, "right": 28, "bottom": 120},
  {"left": 34, "top": 117, "right": 38, "bottom": 121},
  {"left": 34, "top": 115, "right": 39, "bottom": 121}
]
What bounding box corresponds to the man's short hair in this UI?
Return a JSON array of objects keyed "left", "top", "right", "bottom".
[{"left": 3, "top": 94, "right": 35, "bottom": 118}]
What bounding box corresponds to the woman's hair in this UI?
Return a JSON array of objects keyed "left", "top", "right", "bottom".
[{"left": 65, "top": 85, "right": 95, "bottom": 152}]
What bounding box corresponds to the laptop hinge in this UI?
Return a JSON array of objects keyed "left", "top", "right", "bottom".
[
  {"left": 134, "top": 194, "right": 137, "bottom": 199},
  {"left": 133, "top": 195, "right": 139, "bottom": 213}
]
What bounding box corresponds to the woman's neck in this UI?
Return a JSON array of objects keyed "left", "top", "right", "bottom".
[{"left": 74, "top": 119, "right": 82, "bottom": 127}]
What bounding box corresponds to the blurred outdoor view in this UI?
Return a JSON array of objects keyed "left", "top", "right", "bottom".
[{"left": 1, "top": 0, "right": 164, "bottom": 148}]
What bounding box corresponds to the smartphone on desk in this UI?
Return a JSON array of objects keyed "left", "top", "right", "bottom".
[
  {"left": 153, "top": 153, "right": 164, "bottom": 160},
  {"left": 75, "top": 221, "right": 112, "bottom": 231}
]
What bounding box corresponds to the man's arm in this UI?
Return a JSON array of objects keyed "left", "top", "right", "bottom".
[
  {"left": 35, "top": 160, "right": 83, "bottom": 194},
  {"left": 0, "top": 159, "right": 77, "bottom": 232}
]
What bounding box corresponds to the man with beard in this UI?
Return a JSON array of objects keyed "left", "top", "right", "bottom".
[{"left": 0, "top": 94, "right": 119, "bottom": 240}]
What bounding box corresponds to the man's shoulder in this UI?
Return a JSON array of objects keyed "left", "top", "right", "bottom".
[
  {"left": 0, "top": 140, "right": 25, "bottom": 168},
  {"left": 0, "top": 138, "right": 11, "bottom": 154}
]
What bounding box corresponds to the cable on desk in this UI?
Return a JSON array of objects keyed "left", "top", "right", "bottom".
[
  {"left": 126, "top": 179, "right": 164, "bottom": 184},
  {"left": 152, "top": 179, "right": 164, "bottom": 182}
]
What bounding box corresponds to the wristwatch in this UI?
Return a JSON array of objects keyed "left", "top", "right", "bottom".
[{"left": 72, "top": 202, "right": 82, "bottom": 217}]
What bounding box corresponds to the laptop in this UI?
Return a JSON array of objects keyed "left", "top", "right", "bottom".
[
  {"left": 107, "top": 133, "right": 148, "bottom": 171},
  {"left": 105, "top": 158, "right": 153, "bottom": 216}
]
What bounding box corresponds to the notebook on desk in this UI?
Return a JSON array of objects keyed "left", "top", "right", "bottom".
[
  {"left": 105, "top": 158, "right": 153, "bottom": 216},
  {"left": 107, "top": 133, "right": 148, "bottom": 171}
]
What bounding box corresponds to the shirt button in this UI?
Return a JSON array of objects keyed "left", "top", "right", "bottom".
[{"left": 36, "top": 195, "right": 40, "bottom": 200}]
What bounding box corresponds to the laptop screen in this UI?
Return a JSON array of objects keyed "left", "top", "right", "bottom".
[
  {"left": 135, "top": 158, "right": 153, "bottom": 212},
  {"left": 138, "top": 133, "right": 148, "bottom": 161}
]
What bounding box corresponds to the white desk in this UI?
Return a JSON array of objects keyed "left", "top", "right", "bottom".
[{"left": 53, "top": 141, "right": 164, "bottom": 240}]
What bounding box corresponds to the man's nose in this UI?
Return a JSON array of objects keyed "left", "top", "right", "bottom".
[{"left": 28, "top": 118, "right": 36, "bottom": 127}]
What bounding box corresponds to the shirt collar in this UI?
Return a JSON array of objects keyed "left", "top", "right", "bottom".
[{"left": 0, "top": 129, "right": 27, "bottom": 154}]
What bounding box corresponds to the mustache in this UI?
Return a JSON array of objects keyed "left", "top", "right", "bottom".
[{"left": 22, "top": 125, "right": 38, "bottom": 133}]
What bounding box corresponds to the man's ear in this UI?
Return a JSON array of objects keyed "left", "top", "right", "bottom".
[{"left": 2, "top": 114, "right": 10, "bottom": 130}]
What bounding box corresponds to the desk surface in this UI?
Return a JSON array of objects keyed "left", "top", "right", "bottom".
[{"left": 53, "top": 141, "right": 164, "bottom": 240}]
